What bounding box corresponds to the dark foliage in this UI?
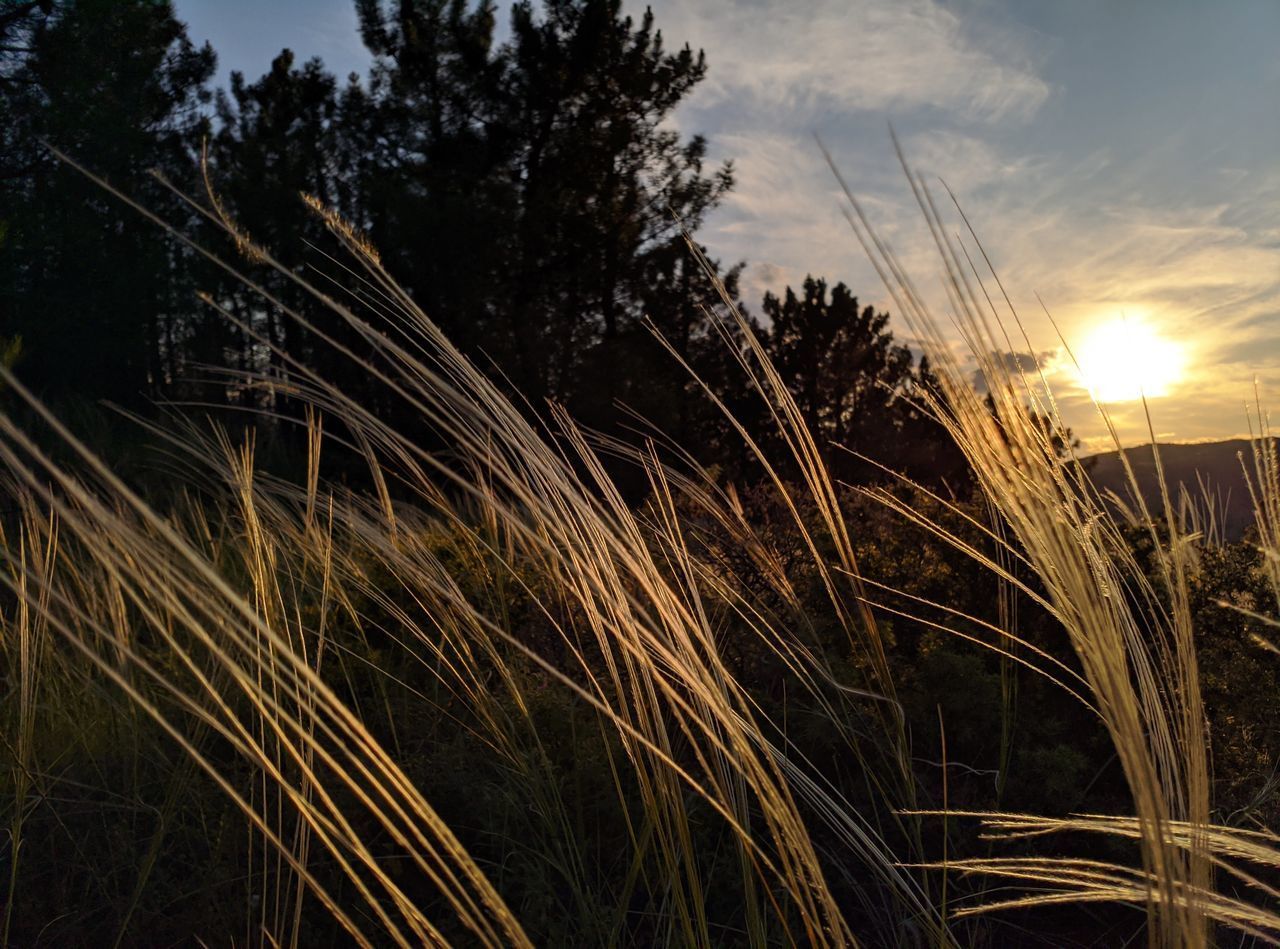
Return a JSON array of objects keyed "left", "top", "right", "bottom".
[
  {"left": 1, "top": 0, "right": 972, "bottom": 488},
  {"left": 1, "top": 0, "right": 215, "bottom": 411}
]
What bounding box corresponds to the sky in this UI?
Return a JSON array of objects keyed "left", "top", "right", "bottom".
[{"left": 175, "top": 0, "right": 1280, "bottom": 451}]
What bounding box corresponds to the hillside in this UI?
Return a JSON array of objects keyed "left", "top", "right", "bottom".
[{"left": 1085, "top": 439, "right": 1267, "bottom": 541}]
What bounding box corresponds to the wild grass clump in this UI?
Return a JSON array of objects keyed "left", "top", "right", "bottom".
[{"left": 2, "top": 147, "right": 1279, "bottom": 946}]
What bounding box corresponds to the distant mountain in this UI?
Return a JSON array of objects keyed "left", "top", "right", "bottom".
[{"left": 1085, "top": 439, "right": 1270, "bottom": 542}]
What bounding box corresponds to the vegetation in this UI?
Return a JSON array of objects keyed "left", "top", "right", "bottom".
[
  {"left": 3, "top": 1, "right": 1280, "bottom": 947},
  {"left": 2, "top": 0, "right": 959, "bottom": 480}
]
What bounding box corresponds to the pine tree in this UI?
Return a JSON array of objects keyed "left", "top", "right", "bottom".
[
  {"left": 498, "top": 0, "right": 733, "bottom": 406},
  {"left": 0, "top": 0, "right": 215, "bottom": 409},
  {"left": 205, "top": 50, "right": 348, "bottom": 406},
  {"left": 353, "top": 0, "right": 513, "bottom": 361},
  {"left": 762, "top": 276, "right": 915, "bottom": 479},
  {"left": 354, "top": 0, "right": 737, "bottom": 420}
]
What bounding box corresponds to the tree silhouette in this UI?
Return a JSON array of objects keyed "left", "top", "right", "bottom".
[
  {"left": 0, "top": 0, "right": 214, "bottom": 409},
  {"left": 0, "top": 0, "right": 978, "bottom": 493},
  {"left": 204, "top": 50, "right": 354, "bottom": 410},
  {"left": 760, "top": 276, "right": 916, "bottom": 479},
  {"left": 355, "top": 0, "right": 735, "bottom": 411}
]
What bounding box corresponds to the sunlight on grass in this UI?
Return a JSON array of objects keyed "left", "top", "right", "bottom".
[{"left": 2, "top": 143, "right": 1279, "bottom": 947}]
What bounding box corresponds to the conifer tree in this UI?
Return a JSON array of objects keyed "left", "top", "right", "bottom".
[
  {"left": 0, "top": 0, "right": 214, "bottom": 409},
  {"left": 762, "top": 276, "right": 914, "bottom": 478},
  {"left": 355, "top": 0, "right": 737, "bottom": 424}
]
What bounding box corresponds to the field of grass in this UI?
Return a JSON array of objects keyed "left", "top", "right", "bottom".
[{"left": 2, "top": 153, "right": 1280, "bottom": 947}]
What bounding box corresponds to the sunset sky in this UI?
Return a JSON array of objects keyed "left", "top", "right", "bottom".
[{"left": 177, "top": 0, "right": 1280, "bottom": 451}]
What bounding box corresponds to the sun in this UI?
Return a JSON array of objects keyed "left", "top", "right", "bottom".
[{"left": 1074, "top": 318, "right": 1186, "bottom": 403}]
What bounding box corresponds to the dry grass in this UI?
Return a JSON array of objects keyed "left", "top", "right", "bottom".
[{"left": 1, "top": 145, "right": 1279, "bottom": 946}]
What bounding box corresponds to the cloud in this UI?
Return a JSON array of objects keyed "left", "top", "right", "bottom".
[
  {"left": 654, "top": 0, "right": 1051, "bottom": 123},
  {"left": 646, "top": 0, "right": 1280, "bottom": 448},
  {"left": 699, "top": 131, "right": 876, "bottom": 305},
  {"left": 996, "top": 350, "right": 1056, "bottom": 374},
  {"left": 900, "top": 130, "right": 1042, "bottom": 194},
  {"left": 971, "top": 349, "right": 1058, "bottom": 393}
]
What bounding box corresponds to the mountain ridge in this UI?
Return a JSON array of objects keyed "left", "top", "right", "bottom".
[{"left": 1083, "top": 438, "right": 1269, "bottom": 541}]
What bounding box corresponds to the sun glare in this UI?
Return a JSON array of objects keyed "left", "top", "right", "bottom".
[{"left": 1074, "top": 318, "right": 1185, "bottom": 403}]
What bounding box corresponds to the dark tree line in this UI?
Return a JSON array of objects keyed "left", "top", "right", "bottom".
[
  {"left": 1, "top": 0, "right": 216, "bottom": 408},
  {"left": 1, "top": 0, "right": 965, "bottom": 489}
]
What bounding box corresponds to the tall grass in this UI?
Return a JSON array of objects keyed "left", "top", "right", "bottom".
[
  {"left": 1, "top": 145, "right": 1279, "bottom": 945},
  {"left": 825, "top": 140, "right": 1275, "bottom": 945}
]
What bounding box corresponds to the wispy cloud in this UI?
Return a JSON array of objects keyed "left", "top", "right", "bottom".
[
  {"left": 654, "top": 0, "right": 1280, "bottom": 448},
  {"left": 655, "top": 0, "right": 1050, "bottom": 123}
]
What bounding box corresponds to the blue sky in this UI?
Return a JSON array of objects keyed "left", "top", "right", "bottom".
[{"left": 175, "top": 0, "right": 1280, "bottom": 449}]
